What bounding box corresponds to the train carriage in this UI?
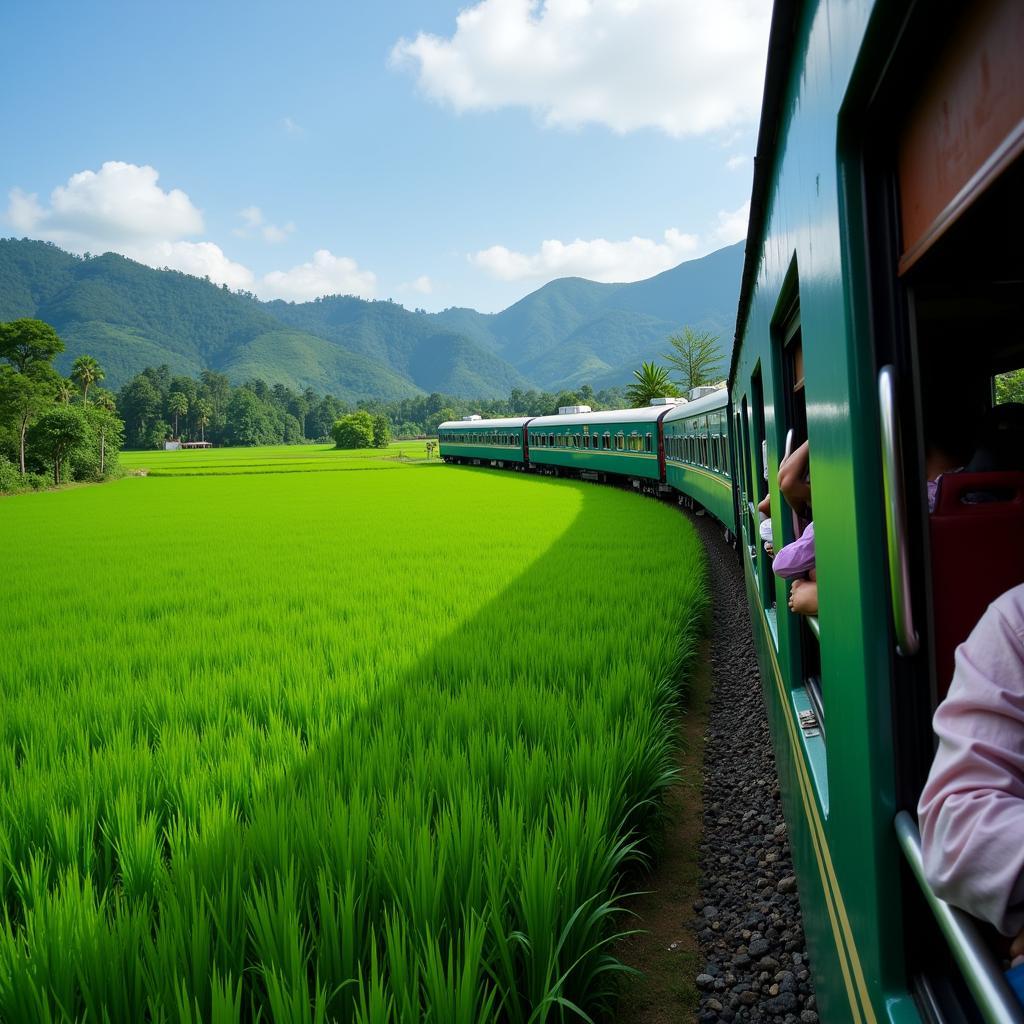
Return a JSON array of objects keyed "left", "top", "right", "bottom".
[
  {"left": 527, "top": 404, "right": 677, "bottom": 484},
  {"left": 663, "top": 388, "right": 736, "bottom": 529},
  {"left": 730, "top": 1, "right": 1024, "bottom": 1022},
  {"left": 437, "top": 416, "right": 530, "bottom": 466}
]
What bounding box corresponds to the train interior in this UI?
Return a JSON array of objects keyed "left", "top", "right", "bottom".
[{"left": 867, "top": 0, "right": 1024, "bottom": 1015}]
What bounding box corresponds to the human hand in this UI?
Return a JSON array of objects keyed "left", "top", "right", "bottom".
[
  {"left": 1011, "top": 928, "right": 1024, "bottom": 968},
  {"left": 788, "top": 579, "right": 819, "bottom": 616}
]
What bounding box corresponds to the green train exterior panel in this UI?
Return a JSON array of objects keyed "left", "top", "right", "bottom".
[
  {"left": 528, "top": 408, "right": 672, "bottom": 483},
  {"left": 730, "top": 2, "right": 922, "bottom": 1023}
]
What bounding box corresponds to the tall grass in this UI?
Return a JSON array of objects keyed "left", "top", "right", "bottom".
[{"left": 0, "top": 460, "right": 706, "bottom": 1021}]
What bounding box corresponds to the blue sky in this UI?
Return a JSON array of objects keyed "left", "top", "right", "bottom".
[{"left": 1, "top": 0, "right": 770, "bottom": 313}]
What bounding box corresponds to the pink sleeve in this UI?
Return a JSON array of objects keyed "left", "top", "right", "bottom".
[
  {"left": 918, "top": 584, "right": 1024, "bottom": 935},
  {"left": 772, "top": 522, "right": 815, "bottom": 579}
]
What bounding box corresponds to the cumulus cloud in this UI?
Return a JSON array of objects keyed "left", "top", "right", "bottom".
[
  {"left": 714, "top": 200, "right": 750, "bottom": 244},
  {"left": 471, "top": 228, "right": 700, "bottom": 283},
  {"left": 282, "top": 117, "right": 304, "bottom": 136},
  {"left": 392, "top": 0, "right": 771, "bottom": 137},
  {"left": 235, "top": 205, "right": 296, "bottom": 244},
  {"left": 7, "top": 162, "right": 204, "bottom": 249},
  {"left": 411, "top": 275, "right": 433, "bottom": 294},
  {"left": 260, "top": 249, "right": 377, "bottom": 301},
  {"left": 0, "top": 162, "right": 263, "bottom": 287},
  {"left": 725, "top": 154, "right": 749, "bottom": 171},
  {"left": 4, "top": 162, "right": 378, "bottom": 298}
]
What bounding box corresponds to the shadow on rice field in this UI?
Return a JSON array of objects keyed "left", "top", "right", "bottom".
[{"left": 0, "top": 464, "right": 708, "bottom": 1022}]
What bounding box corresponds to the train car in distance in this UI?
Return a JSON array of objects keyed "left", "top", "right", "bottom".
[
  {"left": 526, "top": 402, "right": 680, "bottom": 488},
  {"left": 436, "top": 415, "right": 530, "bottom": 467}
]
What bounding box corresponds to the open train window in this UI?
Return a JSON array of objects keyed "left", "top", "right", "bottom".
[
  {"left": 749, "top": 367, "right": 777, "bottom": 615},
  {"left": 772, "top": 291, "right": 822, "bottom": 725}
]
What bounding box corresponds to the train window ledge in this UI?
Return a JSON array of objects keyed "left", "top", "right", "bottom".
[
  {"left": 894, "top": 812, "right": 1022, "bottom": 1024},
  {"left": 791, "top": 686, "right": 829, "bottom": 817},
  {"left": 764, "top": 605, "right": 780, "bottom": 649}
]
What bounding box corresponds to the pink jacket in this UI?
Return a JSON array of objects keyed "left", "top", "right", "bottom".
[{"left": 918, "top": 583, "right": 1024, "bottom": 935}]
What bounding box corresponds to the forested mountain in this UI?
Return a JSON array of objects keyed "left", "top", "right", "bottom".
[{"left": 0, "top": 238, "right": 743, "bottom": 400}]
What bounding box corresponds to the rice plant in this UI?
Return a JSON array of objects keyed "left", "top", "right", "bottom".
[{"left": 0, "top": 456, "right": 707, "bottom": 1021}]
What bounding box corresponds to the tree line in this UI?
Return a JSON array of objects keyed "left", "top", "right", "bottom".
[
  {"left": 0, "top": 320, "right": 124, "bottom": 494},
  {"left": 114, "top": 368, "right": 637, "bottom": 449}
]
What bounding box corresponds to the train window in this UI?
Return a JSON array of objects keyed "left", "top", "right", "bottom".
[
  {"left": 645, "top": 432, "right": 652, "bottom": 454},
  {"left": 772, "top": 294, "right": 819, "bottom": 716}
]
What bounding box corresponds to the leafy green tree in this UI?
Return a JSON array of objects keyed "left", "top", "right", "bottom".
[
  {"left": 0, "top": 319, "right": 64, "bottom": 375},
  {"left": 85, "top": 404, "right": 124, "bottom": 476},
  {"left": 332, "top": 411, "right": 375, "bottom": 449},
  {"left": 664, "top": 326, "right": 723, "bottom": 394},
  {"left": 0, "top": 367, "right": 57, "bottom": 474},
  {"left": 996, "top": 369, "right": 1024, "bottom": 405},
  {"left": 70, "top": 354, "right": 105, "bottom": 403},
  {"left": 29, "top": 405, "right": 88, "bottom": 485},
  {"left": 225, "top": 388, "right": 276, "bottom": 446},
  {"left": 626, "top": 361, "right": 679, "bottom": 407},
  {"left": 167, "top": 391, "right": 188, "bottom": 436},
  {"left": 372, "top": 414, "right": 392, "bottom": 448},
  {"left": 118, "top": 375, "right": 162, "bottom": 447},
  {"left": 55, "top": 378, "right": 74, "bottom": 405}
]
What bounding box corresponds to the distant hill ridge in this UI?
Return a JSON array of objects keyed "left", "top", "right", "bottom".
[{"left": 0, "top": 237, "right": 743, "bottom": 401}]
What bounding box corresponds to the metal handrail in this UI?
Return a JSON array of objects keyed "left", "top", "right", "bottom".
[
  {"left": 878, "top": 366, "right": 920, "bottom": 655},
  {"left": 894, "top": 811, "right": 1023, "bottom": 1024},
  {"left": 806, "top": 615, "right": 820, "bottom": 642}
]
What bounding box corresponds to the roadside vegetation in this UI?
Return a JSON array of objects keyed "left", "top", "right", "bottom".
[
  {"left": 0, "top": 461, "right": 707, "bottom": 1022},
  {"left": 0, "top": 319, "right": 125, "bottom": 494}
]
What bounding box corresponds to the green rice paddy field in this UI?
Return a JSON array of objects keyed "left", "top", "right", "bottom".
[{"left": 0, "top": 447, "right": 707, "bottom": 1023}]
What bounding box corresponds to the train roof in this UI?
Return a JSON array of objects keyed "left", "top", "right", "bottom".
[
  {"left": 528, "top": 404, "right": 678, "bottom": 428},
  {"left": 438, "top": 416, "right": 532, "bottom": 430},
  {"left": 731, "top": 0, "right": 801, "bottom": 385},
  {"left": 662, "top": 387, "right": 728, "bottom": 422}
]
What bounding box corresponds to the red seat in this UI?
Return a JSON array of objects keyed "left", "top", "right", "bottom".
[{"left": 929, "top": 471, "right": 1024, "bottom": 698}]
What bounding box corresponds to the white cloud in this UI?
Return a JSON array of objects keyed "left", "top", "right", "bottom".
[
  {"left": 714, "top": 200, "right": 750, "bottom": 244},
  {"left": 392, "top": 0, "right": 771, "bottom": 137},
  {"left": 471, "top": 227, "right": 700, "bottom": 283},
  {"left": 4, "top": 163, "right": 378, "bottom": 298},
  {"left": 6, "top": 162, "right": 204, "bottom": 250},
  {"left": 234, "top": 205, "right": 296, "bottom": 244},
  {"left": 411, "top": 275, "right": 433, "bottom": 294},
  {"left": 726, "top": 154, "right": 749, "bottom": 171},
  {"left": 259, "top": 249, "right": 377, "bottom": 301},
  {"left": 282, "top": 117, "right": 304, "bottom": 136},
  {"left": 146, "top": 241, "right": 255, "bottom": 290}
]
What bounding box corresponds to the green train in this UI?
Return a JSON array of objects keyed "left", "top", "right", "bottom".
[{"left": 442, "top": 1, "right": 1024, "bottom": 1021}]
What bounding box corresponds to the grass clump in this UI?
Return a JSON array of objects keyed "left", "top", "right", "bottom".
[{"left": 0, "top": 459, "right": 707, "bottom": 1021}]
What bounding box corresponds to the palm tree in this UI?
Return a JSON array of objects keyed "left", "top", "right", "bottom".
[
  {"left": 626, "top": 361, "right": 679, "bottom": 407},
  {"left": 93, "top": 389, "right": 117, "bottom": 413},
  {"left": 55, "top": 378, "right": 75, "bottom": 405},
  {"left": 167, "top": 392, "right": 188, "bottom": 438},
  {"left": 70, "top": 355, "right": 104, "bottom": 403},
  {"left": 195, "top": 399, "right": 211, "bottom": 442}
]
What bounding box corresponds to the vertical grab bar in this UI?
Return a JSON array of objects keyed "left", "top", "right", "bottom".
[{"left": 878, "top": 366, "right": 920, "bottom": 656}]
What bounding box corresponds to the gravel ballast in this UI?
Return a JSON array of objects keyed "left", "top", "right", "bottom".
[{"left": 685, "top": 509, "right": 816, "bottom": 1024}]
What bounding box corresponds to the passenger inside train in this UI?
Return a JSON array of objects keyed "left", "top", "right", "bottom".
[{"left": 906, "top": 131, "right": 1024, "bottom": 999}]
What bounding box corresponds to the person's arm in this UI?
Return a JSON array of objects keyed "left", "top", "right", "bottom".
[
  {"left": 918, "top": 586, "right": 1024, "bottom": 935},
  {"left": 778, "top": 440, "right": 811, "bottom": 513}
]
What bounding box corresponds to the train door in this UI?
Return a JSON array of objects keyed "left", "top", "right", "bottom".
[{"left": 850, "top": 0, "right": 1024, "bottom": 1017}]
